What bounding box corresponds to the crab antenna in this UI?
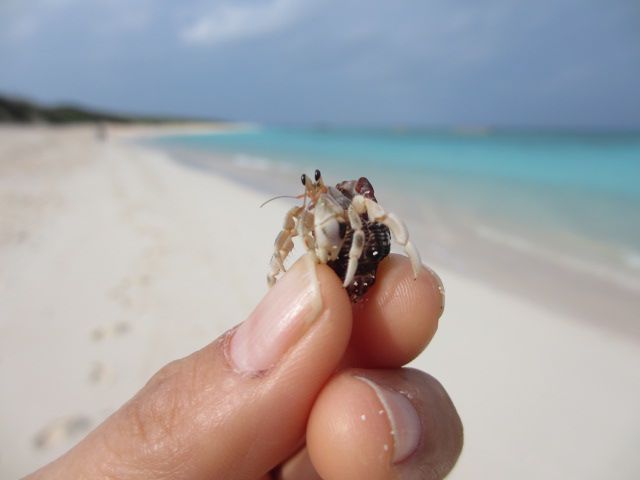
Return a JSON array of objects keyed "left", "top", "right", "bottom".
[
  {"left": 300, "top": 188, "right": 307, "bottom": 208},
  {"left": 259, "top": 195, "right": 300, "bottom": 208}
]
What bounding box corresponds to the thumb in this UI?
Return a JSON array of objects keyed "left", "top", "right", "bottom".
[{"left": 28, "top": 255, "right": 352, "bottom": 480}]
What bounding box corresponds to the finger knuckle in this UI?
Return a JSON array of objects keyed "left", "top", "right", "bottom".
[{"left": 117, "top": 359, "right": 200, "bottom": 463}]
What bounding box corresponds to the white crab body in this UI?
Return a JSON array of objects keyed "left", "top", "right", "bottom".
[{"left": 312, "top": 188, "right": 350, "bottom": 263}]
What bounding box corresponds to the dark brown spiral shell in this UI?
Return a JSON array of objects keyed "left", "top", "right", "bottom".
[{"left": 327, "top": 219, "right": 391, "bottom": 302}]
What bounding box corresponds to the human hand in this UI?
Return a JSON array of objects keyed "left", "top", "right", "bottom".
[{"left": 27, "top": 254, "right": 462, "bottom": 480}]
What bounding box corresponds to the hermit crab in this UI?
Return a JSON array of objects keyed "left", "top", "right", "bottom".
[{"left": 267, "top": 169, "right": 421, "bottom": 302}]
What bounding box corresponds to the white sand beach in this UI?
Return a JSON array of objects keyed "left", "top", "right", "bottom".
[{"left": 1, "top": 126, "right": 639, "bottom": 478}]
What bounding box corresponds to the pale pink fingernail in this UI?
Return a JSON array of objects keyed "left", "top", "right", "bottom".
[
  {"left": 230, "top": 255, "right": 323, "bottom": 373},
  {"left": 355, "top": 376, "right": 422, "bottom": 463}
]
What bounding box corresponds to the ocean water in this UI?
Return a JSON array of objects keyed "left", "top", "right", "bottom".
[{"left": 152, "top": 127, "right": 640, "bottom": 298}]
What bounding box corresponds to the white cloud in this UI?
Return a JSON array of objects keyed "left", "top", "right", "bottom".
[
  {"left": 180, "top": 0, "right": 310, "bottom": 46},
  {"left": 0, "top": 0, "right": 153, "bottom": 43}
]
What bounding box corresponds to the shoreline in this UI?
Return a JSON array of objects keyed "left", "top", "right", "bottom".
[
  {"left": 1, "top": 125, "right": 639, "bottom": 478},
  {"left": 150, "top": 142, "right": 640, "bottom": 340}
]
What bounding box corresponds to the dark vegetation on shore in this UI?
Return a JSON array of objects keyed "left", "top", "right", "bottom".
[{"left": 0, "top": 94, "right": 217, "bottom": 124}]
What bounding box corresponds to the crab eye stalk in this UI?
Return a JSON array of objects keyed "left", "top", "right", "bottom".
[
  {"left": 301, "top": 173, "right": 307, "bottom": 186},
  {"left": 314, "top": 169, "right": 321, "bottom": 182}
]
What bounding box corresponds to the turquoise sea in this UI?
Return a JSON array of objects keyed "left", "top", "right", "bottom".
[{"left": 152, "top": 127, "right": 640, "bottom": 320}]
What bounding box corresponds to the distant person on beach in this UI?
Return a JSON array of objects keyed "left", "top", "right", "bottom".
[
  {"left": 95, "top": 121, "right": 108, "bottom": 141},
  {"left": 26, "top": 255, "right": 462, "bottom": 479}
]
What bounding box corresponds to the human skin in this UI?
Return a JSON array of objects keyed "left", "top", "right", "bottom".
[{"left": 27, "top": 254, "right": 462, "bottom": 479}]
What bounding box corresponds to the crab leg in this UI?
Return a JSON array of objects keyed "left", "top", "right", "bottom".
[
  {"left": 267, "top": 205, "right": 303, "bottom": 286},
  {"left": 343, "top": 204, "right": 365, "bottom": 287},
  {"left": 353, "top": 195, "right": 422, "bottom": 279},
  {"left": 297, "top": 209, "right": 317, "bottom": 260}
]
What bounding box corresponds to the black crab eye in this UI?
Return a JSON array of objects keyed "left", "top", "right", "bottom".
[
  {"left": 300, "top": 173, "right": 307, "bottom": 186},
  {"left": 314, "top": 169, "right": 321, "bottom": 182}
]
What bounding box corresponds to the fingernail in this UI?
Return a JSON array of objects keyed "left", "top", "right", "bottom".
[
  {"left": 355, "top": 376, "right": 421, "bottom": 464},
  {"left": 230, "top": 255, "right": 323, "bottom": 373}
]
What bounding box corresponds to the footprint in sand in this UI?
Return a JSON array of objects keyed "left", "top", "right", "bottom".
[
  {"left": 108, "top": 267, "right": 156, "bottom": 311},
  {"left": 33, "top": 416, "right": 92, "bottom": 450},
  {"left": 90, "top": 320, "right": 131, "bottom": 342},
  {"left": 88, "top": 361, "right": 115, "bottom": 385},
  {"left": 108, "top": 278, "right": 135, "bottom": 308},
  {"left": 88, "top": 321, "right": 130, "bottom": 388}
]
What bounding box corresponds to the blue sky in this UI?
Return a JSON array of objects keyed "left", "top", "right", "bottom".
[{"left": 1, "top": 0, "right": 639, "bottom": 128}]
